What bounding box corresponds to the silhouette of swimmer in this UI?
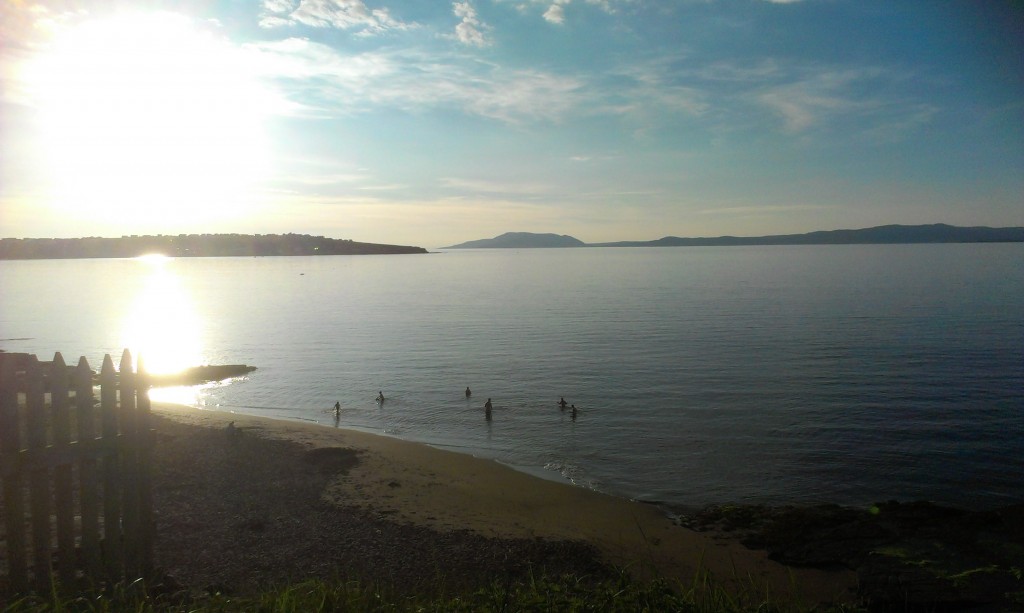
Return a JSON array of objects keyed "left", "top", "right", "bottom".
[
  {"left": 377, "top": 391, "right": 385, "bottom": 402},
  {"left": 465, "top": 387, "right": 472, "bottom": 398},
  {"left": 484, "top": 398, "right": 493, "bottom": 419},
  {"left": 334, "top": 401, "right": 341, "bottom": 416},
  {"left": 558, "top": 397, "right": 568, "bottom": 409},
  {"left": 570, "top": 404, "right": 578, "bottom": 420}
]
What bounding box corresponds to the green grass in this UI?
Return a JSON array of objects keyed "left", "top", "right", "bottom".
[{"left": 2, "top": 570, "right": 863, "bottom": 613}]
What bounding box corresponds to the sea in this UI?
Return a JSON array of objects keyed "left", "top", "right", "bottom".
[{"left": 1, "top": 244, "right": 1022, "bottom": 512}]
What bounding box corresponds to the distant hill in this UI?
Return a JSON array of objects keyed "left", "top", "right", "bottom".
[
  {"left": 589, "top": 224, "right": 1024, "bottom": 247},
  {"left": 443, "top": 232, "right": 586, "bottom": 249},
  {"left": 444, "top": 224, "right": 1024, "bottom": 250},
  {"left": 0, "top": 233, "right": 427, "bottom": 260}
]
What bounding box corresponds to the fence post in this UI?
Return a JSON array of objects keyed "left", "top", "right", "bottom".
[
  {"left": 75, "top": 356, "right": 102, "bottom": 580},
  {"left": 25, "top": 357, "right": 52, "bottom": 590},
  {"left": 99, "top": 355, "right": 122, "bottom": 580},
  {"left": 49, "top": 352, "right": 77, "bottom": 587},
  {"left": 118, "top": 350, "right": 141, "bottom": 579},
  {"left": 0, "top": 355, "right": 28, "bottom": 592},
  {"left": 136, "top": 356, "right": 155, "bottom": 577}
]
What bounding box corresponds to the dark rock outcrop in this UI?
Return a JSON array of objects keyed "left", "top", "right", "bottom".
[{"left": 684, "top": 501, "right": 1024, "bottom": 611}]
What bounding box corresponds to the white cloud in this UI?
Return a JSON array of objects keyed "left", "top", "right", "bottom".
[
  {"left": 260, "top": 0, "right": 415, "bottom": 34},
  {"left": 500, "top": 0, "right": 620, "bottom": 24},
  {"left": 452, "top": 2, "right": 490, "bottom": 47},
  {"left": 543, "top": 5, "right": 565, "bottom": 24},
  {"left": 263, "top": 0, "right": 297, "bottom": 13}
]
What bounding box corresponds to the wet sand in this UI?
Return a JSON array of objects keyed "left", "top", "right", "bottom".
[{"left": 150, "top": 402, "right": 857, "bottom": 604}]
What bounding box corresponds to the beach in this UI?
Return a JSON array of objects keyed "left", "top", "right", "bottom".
[{"left": 149, "top": 402, "right": 857, "bottom": 605}]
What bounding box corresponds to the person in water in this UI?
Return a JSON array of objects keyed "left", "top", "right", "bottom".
[
  {"left": 558, "top": 397, "right": 568, "bottom": 409},
  {"left": 334, "top": 401, "right": 341, "bottom": 415},
  {"left": 570, "top": 404, "right": 578, "bottom": 420},
  {"left": 465, "top": 387, "right": 472, "bottom": 398},
  {"left": 484, "top": 398, "right": 493, "bottom": 420},
  {"left": 377, "top": 391, "right": 385, "bottom": 402}
]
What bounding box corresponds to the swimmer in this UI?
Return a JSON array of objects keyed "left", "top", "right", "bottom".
[
  {"left": 376, "top": 391, "right": 385, "bottom": 403},
  {"left": 570, "top": 404, "right": 578, "bottom": 420},
  {"left": 465, "top": 387, "right": 472, "bottom": 398},
  {"left": 558, "top": 397, "right": 568, "bottom": 409}
]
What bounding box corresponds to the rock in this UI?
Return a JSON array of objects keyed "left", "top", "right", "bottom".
[
  {"left": 685, "top": 501, "right": 1024, "bottom": 611},
  {"left": 148, "top": 365, "right": 257, "bottom": 387}
]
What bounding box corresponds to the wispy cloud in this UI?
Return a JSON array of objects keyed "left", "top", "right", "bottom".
[
  {"left": 259, "top": 0, "right": 415, "bottom": 35},
  {"left": 697, "top": 204, "right": 830, "bottom": 216},
  {"left": 440, "top": 177, "right": 553, "bottom": 196},
  {"left": 619, "top": 56, "right": 939, "bottom": 141},
  {"left": 452, "top": 2, "right": 490, "bottom": 46},
  {"left": 753, "top": 67, "right": 938, "bottom": 136},
  {"left": 248, "top": 38, "right": 587, "bottom": 122}
]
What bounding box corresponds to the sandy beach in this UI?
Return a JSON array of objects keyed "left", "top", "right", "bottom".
[{"left": 149, "top": 402, "right": 857, "bottom": 604}]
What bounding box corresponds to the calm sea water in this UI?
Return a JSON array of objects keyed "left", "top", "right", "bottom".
[{"left": 1, "top": 245, "right": 1022, "bottom": 511}]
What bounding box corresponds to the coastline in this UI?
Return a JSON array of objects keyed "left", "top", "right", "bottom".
[{"left": 149, "top": 402, "right": 857, "bottom": 605}]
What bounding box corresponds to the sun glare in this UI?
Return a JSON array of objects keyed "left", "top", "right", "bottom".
[
  {"left": 121, "top": 257, "right": 204, "bottom": 377},
  {"left": 26, "top": 11, "right": 273, "bottom": 228}
]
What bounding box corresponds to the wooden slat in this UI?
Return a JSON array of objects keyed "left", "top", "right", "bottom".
[
  {"left": 99, "top": 354, "right": 122, "bottom": 579},
  {"left": 74, "top": 356, "right": 102, "bottom": 580},
  {"left": 118, "top": 349, "right": 141, "bottom": 578},
  {"left": 25, "top": 357, "right": 52, "bottom": 589},
  {"left": 49, "top": 352, "right": 77, "bottom": 586},
  {"left": 0, "top": 354, "right": 28, "bottom": 592},
  {"left": 135, "top": 355, "right": 155, "bottom": 577}
]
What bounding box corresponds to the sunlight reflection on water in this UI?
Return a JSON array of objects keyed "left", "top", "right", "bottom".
[
  {"left": 120, "top": 255, "right": 203, "bottom": 375},
  {"left": 149, "top": 382, "right": 219, "bottom": 407}
]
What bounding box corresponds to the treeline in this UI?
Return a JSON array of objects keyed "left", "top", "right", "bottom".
[{"left": 0, "top": 234, "right": 427, "bottom": 259}]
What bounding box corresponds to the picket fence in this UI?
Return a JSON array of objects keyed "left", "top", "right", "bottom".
[{"left": 0, "top": 350, "right": 153, "bottom": 593}]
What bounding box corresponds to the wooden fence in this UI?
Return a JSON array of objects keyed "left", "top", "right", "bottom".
[{"left": 0, "top": 350, "right": 153, "bottom": 593}]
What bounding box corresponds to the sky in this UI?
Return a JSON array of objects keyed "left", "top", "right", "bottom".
[{"left": 1, "top": 1, "right": 1021, "bottom": 248}]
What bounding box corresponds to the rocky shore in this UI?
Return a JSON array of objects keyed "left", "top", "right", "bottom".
[{"left": 683, "top": 501, "right": 1024, "bottom": 611}]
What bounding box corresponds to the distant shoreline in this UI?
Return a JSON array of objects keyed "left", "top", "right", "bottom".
[
  {"left": 443, "top": 224, "right": 1024, "bottom": 249},
  {"left": 0, "top": 233, "right": 428, "bottom": 260}
]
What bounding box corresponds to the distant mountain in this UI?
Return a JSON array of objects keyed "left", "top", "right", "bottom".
[
  {"left": 443, "top": 232, "right": 586, "bottom": 249},
  {"left": 588, "top": 224, "right": 1024, "bottom": 247},
  {"left": 0, "top": 233, "right": 427, "bottom": 259}
]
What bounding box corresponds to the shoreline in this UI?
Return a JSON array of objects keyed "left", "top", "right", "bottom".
[{"left": 149, "top": 401, "right": 858, "bottom": 605}]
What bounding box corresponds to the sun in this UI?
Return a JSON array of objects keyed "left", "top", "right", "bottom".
[{"left": 24, "top": 11, "right": 274, "bottom": 229}]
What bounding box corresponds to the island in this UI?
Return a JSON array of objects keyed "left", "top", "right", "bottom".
[
  {"left": 443, "top": 224, "right": 1024, "bottom": 249},
  {"left": 443, "top": 232, "right": 586, "bottom": 249},
  {"left": 0, "top": 233, "right": 427, "bottom": 260}
]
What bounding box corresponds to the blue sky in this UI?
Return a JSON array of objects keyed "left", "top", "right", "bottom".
[{"left": 1, "top": 0, "right": 1021, "bottom": 248}]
